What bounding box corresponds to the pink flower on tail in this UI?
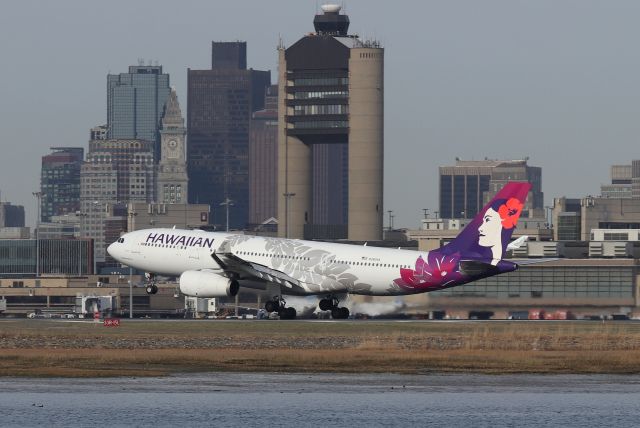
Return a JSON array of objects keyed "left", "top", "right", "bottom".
[{"left": 396, "top": 251, "right": 463, "bottom": 291}]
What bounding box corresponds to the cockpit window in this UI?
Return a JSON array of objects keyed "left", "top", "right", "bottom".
[{"left": 117, "top": 238, "right": 125, "bottom": 243}]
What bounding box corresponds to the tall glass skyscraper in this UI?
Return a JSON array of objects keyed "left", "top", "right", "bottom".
[
  {"left": 40, "top": 147, "right": 84, "bottom": 222},
  {"left": 107, "top": 65, "right": 171, "bottom": 155},
  {"left": 187, "top": 42, "right": 271, "bottom": 230}
]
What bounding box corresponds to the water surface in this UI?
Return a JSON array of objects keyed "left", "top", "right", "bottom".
[{"left": 2, "top": 373, "right": 639, "bottom": 427}]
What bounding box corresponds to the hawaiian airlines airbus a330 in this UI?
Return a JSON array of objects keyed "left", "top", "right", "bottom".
[{"left": 108, "top": 182, "right": 531, "bottom": 319}]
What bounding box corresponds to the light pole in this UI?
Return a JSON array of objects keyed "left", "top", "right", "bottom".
[
  {"left": 283, "top": 192, "right": 296, "bottom": 238},
  {"left": 127, "top": 209, "right": 138, "bottom": 319},
  {"left": 92, "top": 200, "right": 107, "bottom": 270},
  {"left": 422, "top": 208, "right": 430, "bottom": 219},
  {"left": 220, "top": 198, "right": 234, "bottom": 232},
  {"left": 78, "top": 240, "right": 82, "bottom": 277},
  {"left": 32, "top": 192, "right": 42, "bottom": 277},
  {"left": 76, "top": 212, "right": 88, "bottom": 276},
  {"left": 129, "top": 266, "right": 133, "bottom": 319}
]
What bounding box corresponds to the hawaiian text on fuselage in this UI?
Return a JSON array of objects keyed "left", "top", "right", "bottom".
[{"left": 145, "top": 233, "right": 215, "bottom": 248}]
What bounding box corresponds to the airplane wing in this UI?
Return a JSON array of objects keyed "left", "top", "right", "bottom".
[{"left": 211, "top": 251, "right": 302, "bottom": 291}]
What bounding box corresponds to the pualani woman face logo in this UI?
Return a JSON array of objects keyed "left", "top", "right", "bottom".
[
  {"left": 477, "top": 198, "right": 524, "bottom": 265},
  {"left": 478, "top": 207, "right": 503, "bottom": 248}
]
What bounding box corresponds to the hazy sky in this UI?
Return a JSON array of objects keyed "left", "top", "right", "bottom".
[{"left": 2, "top": 0, "right": 640, "bottom": 229}]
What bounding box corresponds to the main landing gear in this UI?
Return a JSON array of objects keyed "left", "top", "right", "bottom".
[
  {"left": 319, "top": 296, "right": 349, "bottom": 319},
  {"left": 144, "top": 272, "right": 158, "bottom": 295},
  {"left": 264, "top": 296, "right": 297, "bottom": 320}
]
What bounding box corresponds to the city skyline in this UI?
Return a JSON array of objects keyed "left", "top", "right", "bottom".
[{"left": 2, "top": 0, "right": 640, "bottom": 228}]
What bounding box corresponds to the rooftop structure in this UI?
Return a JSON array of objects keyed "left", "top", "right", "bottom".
[{"left": 601, "top": 164, "right": 632, "bottom": 198}]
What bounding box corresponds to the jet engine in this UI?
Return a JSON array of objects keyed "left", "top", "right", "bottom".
[{"left": 179, "top": 270, "right": 239, "bottom": 298}]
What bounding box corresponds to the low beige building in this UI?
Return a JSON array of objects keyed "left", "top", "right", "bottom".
[
  {"left": 127, "top": 203, "right": 210, "bottom": 232},
  {"left": 0, "top": 274, "right": 183, "bottom": 317},
  {"left": 406, "top": 217, "right": 552, "bottom": 252}
]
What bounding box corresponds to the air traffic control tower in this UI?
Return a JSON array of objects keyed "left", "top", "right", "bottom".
[{"left": 277, "top": 4, "right": 384, "bottom": 241}]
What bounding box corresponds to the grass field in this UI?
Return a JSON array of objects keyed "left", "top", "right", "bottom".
[{"left": 1, "top": 319, "right": 640, "bottom": 377}]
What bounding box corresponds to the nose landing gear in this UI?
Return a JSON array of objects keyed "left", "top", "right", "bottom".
[
  {"left": 319, "top": 296, "right": 349, "bottom": 319},
  {"left": 144, "top": 272, "right": 158, "bottom": 295}
]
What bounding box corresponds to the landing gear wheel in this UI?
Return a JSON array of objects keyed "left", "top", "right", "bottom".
[
  {"left": 331, "top": 307, "right": 349, "bottom": 319},
  {"left": 265, "top": 300, "right": 278, "bottom": 313},
  {"left": 320, "top": 295, "right": 347, "bottom": 318},
  {"left": 331, "top": 307, "right": 341, "bottom": 319},
  {"left": 279, "top": 307, "right": 297, "bottom": 320},
  {"left": 151, "top": 284, "right": 158, "bottom": 294},
  {"left": 340, "top": 307, "right": 349, "bottom": 319},
  {"left": 319, "top": 298, "right": 333, "bottom": 311},
  {"left": 319, "top": 296, "right": 339, "bottom": 312},
  {"left": 265, "top": 296, "right": 296, "bottom": 319}
]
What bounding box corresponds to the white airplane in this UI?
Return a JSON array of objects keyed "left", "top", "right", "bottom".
[{"left": 108, "top": 182, "right": 531, "bottom": 319}]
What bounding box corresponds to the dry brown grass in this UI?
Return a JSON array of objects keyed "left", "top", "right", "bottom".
[
  {"left": 2, "top": 320, "right": 640, "bottom": 376},
  {"left": 1, "top": 346, "right": 640, "bottom": 378}
]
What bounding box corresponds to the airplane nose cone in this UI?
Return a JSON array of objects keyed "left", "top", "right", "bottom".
[{"left": 107, "top": 242, "right": 116, "bottom": 258}]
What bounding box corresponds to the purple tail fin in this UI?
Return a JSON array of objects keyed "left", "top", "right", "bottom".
[{"left": 442, "top": 182, "right": 531, "bottom": 264}]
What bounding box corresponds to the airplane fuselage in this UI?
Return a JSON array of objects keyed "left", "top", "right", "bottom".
[
  {"left": 108, "top": 182, "right": 530, "bottom": 318},
  {"left": 109, "top": 228, "right": 463, "bottom": 296}
]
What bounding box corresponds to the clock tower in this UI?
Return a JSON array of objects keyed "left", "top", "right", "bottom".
[{"left": 157, "top": 88, "right": 188, "bottom": 203}]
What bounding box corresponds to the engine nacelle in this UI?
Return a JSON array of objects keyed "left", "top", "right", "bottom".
[{"left": 179, "top": 270, "right": 239, "bottom": 298}]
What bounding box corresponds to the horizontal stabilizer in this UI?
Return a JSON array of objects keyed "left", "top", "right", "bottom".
[
  {"left": 507, "top": 235, "right": 529, "bottom": 251},
  {"left": 513, "top": 258, "right": 559, "bottom": 265},
  {"left": 459, "top": 260, "right": 501, "bottom": 277}
]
